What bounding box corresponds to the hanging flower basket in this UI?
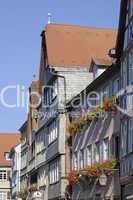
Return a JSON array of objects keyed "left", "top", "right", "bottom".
[
  {"left": 68, "top": 96, "right": 118, "bottom": 135},
  {"left": 68, "top": 171, "right": 80, "bottom": 185},
  {"left": 68, "top": 159, "right": 118, "bottom": 185}
]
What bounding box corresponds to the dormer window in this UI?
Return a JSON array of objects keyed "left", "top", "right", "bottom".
[
  {"left": 4, "top": 152, "right": 10, "bottom": 161},
  {"left": 93, "top": 64, "right": 105, "bottom": 80},
  {"left": 89, "top": 59, "right": 109, "bottom": 80}
]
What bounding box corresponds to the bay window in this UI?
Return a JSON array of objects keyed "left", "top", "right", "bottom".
[
  {"left": 49, "top": 160, "right": 59, "bottom": 184},
  {"left": 48, "top": 118, "right": 58, "bottom": 145},
  {"left": 44, "top": 79, "right": 58, "bottom": 106}
]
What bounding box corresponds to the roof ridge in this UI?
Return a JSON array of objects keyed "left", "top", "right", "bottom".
[{"left": 45, "top": 23, "right": 117, "bottom": 31}]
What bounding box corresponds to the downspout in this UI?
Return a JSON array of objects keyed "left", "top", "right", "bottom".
[{"left": 50, "top": 68, "right": 68, "bottom": 198}]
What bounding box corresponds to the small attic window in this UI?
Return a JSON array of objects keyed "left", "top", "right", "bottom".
[
  {"left": 4, "top": 152, "right": 10, "bottom": 161},
  {"left": 93, "top": 64, "right": 105, "bottom": 80}
]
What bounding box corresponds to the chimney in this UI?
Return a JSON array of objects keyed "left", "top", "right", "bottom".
[{"left": 48, "top": 13, "right": 52, "bottom": 24}]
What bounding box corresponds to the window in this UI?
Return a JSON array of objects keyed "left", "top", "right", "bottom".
[
  {"left": 103, "top": 86, "right": 110, "bottom": 102},
  {"left": 87, "top": 92, "right": 100, "bottom": 108},
  {"left": 129, "top": 48, "right": 133, "bottom": 84},
  {"left": 129, "top": 20, "right": 133, "bottom": 42},
  {"left": 124, "top": 28, "right": 129, "bottom": 49},
  {"left": 111, "top": 136, "right": 119, "bottom": 159},
  {"left": 128, "top": 118, "right": 133, "bottom": 153},
  {"left": 79, "top": 150, "right": 84, "bottom": 169},
  {"left": 36, "top": 132, "right": 45, "bottom": 153},
  {"left": 0, "top": 192, "right": 7, "bottom": 200},
  {"left": 0, "top": 171, "right": 7, "bottom": 182},
  {"left": 51, "top": 79, "right": 58, "bottom": 100},
  {"left": 121, "top": 57, "right": 127, "bottom": 89},
  {"left": 86, "top": 145, "right": 92, "bottom": 166},
  {"left": 95, "top": 142, "right": 100, "bottom": 162},
  {"left": 38, "top": 168, "right": 46, "bottom": 187},
  {"left": 112, "top": 78, "right": 120, "bottom": 95},
  {"left": 121, "top": 121, "right": 128, "bottom": 157},
  {"left": 103, "top": 138, "right": 109, "bottom": 161},
  {"left": 44, "top": 79, "right": 58, "bottom": 106},
  {"left": 73, "top": 153, "right": 78, "bottom": 171},
  {"left": 48, "top": 119, "right": 58, "bottom": 145},
  {"left": 49, "top": 160, "right": 59, "bottom": 184},
  {"left": 4, "top": 152, "right": 10, "bottom": 161},
  {"left": 21, "top": 151, "right": 27, "bottom": 169},
  {"left": 93, "top": 64, "right": 105, "bottom": 80},
  {"left": 129, "top": 0, "right": 133, "bottom": 20}
]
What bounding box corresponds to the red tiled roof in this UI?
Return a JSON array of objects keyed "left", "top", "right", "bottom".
[
  {"left": 44, "top": 24, "right": 117, "bottom": 68},
  {"left": 0, "top": 133, "right": 20, "bottom": 166}
]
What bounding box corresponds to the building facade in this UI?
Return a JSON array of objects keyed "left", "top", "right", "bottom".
[
  {"left": 0, "top": 133, "right": 20, "bottom": 200},
  {"left": 18, "top": 23, "right": 117, "bottom": 200},
  {"left": 18, "top": 23, "right": 116, "bottom": 200},
  {"left": 116, "top": 0, "right": 133, "bottom": 199},
  {"left": 9, "top": 144, "right": 21, "bottom": 199},
  {"left": 66, "top": 59, "right": 121, "bottom": 200}
]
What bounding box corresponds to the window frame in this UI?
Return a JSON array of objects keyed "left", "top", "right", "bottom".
[
  {"left": 86, "top": 145, "right": 92, "bottom": 166},
  {"left": 121, "top": 120, "right": 128, "bottom": 157},
  {"left": 103, "top": 138, "right": 109, "bottom": 161},
  {"left": 73, "top": 152, "right": 78, "bottom": 171},
  {"left": 94, "top": 142, "right": 100, "bottom": 163},
  {"left": 49, "top": 160, "right": 59, "bottom": 185},
  {"left": 48, "top": 118, "right": 58, "bottom": 145},
  {"left": 0, "top": 171, "right": 7, "bottom": 182},
  {"left": 79, "top": 150, "right": 85, "bottom": 169}
]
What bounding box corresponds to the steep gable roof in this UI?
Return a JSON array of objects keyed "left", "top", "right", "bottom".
[
  {"left": 44, "top": 24, "right": 117, "bottom": 68},
  {"left": 0, "top": 133, "right": 20, "bottom": 166}
]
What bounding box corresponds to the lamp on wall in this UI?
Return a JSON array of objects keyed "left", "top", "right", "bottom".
[{"left": 99, "top": 174, "right": 107, "bottom": 186}]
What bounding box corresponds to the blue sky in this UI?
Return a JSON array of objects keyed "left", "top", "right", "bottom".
[{"left": 0, "top": 0, "right": 120, "bottom": 132}]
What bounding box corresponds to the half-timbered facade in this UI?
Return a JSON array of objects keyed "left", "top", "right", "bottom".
[
  {"left": 67, "top": 60, "right": 121, "bottom": 200},
  {"left": 116, "top": 0, "right": 133, "bottom": 199}
]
